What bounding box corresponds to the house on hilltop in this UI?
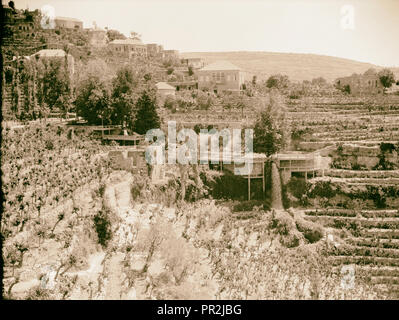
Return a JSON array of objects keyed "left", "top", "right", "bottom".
[
  {"left": 163, "top": 50, "right": 179, "bottom": 60},
  {"left": 108, "top": 38, "right": 147, "bottom": 57},
  {"left": 54, "top": 16, "right": 83, "bottom": 29},
  {"left": 197, "top": 61, "right": 245, "bottom": 94},
  {"left": 146, "top": 43, "right": 164, "bottom": 58}
]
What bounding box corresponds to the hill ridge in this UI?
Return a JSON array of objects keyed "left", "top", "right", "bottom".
[{"left": 181, "top": 51, "right": 399, "bottom": 82}]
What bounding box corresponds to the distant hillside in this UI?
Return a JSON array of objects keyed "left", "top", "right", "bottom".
[{"left": 181, "top": 51, "right": 397, "bottom": 83}]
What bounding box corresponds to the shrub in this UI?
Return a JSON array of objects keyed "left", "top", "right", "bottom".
[
  {"left": 286, "top": 177, "right": 308, "bottom": 199},
  {"left": 296, "top": 219, "right": 323, "bottom": 243},
  {"left": 163, "top": 95, "right": 176, "bottom": 110},
  {"left": 93, "top": 207, "right": 112, "bottom": 247},
  {"left": 233, "top": 200, "right": 270, "bottom": 212}
]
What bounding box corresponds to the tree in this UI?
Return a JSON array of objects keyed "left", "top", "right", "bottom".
[
  {"left": 130, "top": 31, "right": 141, "bottom": 40},
  {"left": 188, "top": 66, "right": 194, "bottom": 76},
  {"left": 167, "top": 67, "right": 174, "bottom": 75},
  {"left": 378, "top": 68, "right": 395, "bottom": 88},
  {"left": 196, "top": 91, "right": 214, "bottom": 110},
  {"left": 75, "top": 76, "right": 111, "bottom": 125},
  {"left": 266, "top": 74, "right": 290, "bottom": 90},
  {"left": 133, "top": 91, "right": 160, "bottom": 134},
  {"left": 110, "top": 67, "right": 139, "bottom": 127},
  {"left": 106, "top": 29, "right": 126, "bottom": 42},
  {"left": 253, "top": 93, "right": 290, "bottom": 156}
]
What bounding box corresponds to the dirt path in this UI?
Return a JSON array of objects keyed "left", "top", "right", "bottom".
[{"left": 104, "top": 253, "right": 125, "bottom": 300}]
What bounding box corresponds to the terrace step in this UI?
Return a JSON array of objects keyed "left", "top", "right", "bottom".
[
  {"left": 304, "top": 209, "right": 399, "bottom": 219},
  {"left": 325, "top": 170, "right": 399, "bottom": 179},
  {"left": 362, "top": 229, "right": 399, "bottom": 239},
  {"left": 330, "top": 255, "right": 399, "bottom": 267},
  {"left": 370, "top": 276, "right": 399, "bottom": 285},
  {"left": 346, "top": 238, "right": 399, "bottom": 250},
  {"left": 348, "top": 265, "right": 399, "bottom": 277},
  {"left": 305, "top": 215, "right": 399, "bottom": 229},
  {"left": 331, "top": 245, "right": 399, "bottom": 259}
]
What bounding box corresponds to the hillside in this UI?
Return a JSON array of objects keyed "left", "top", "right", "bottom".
[{"left": 181, "top": 51, "right": 397, "bottom": 82}]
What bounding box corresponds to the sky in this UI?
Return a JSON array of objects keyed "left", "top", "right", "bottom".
[{"left": 12, "top": 0, "right": 399, "bottom": 67}]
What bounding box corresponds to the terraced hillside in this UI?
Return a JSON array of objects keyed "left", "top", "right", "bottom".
[
  {"left": 288, "top": 96, "right": 399, "bottom": 151},
  {"left": 288, "top": 95, "right": 399, "bottom": 298}
]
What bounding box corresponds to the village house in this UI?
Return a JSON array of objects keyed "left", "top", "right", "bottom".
[
  {"left": 163, "top": 49, "right": 179, "bottom": 60},
  {"left": 108, "top": 38, "right": 147, "bottom": 57},
  {"left": 335, "top": 68, "right": 384, "bottom": 95},
  {"left": 197, "top": 61, "right": 245, "bottom": 94},
  {"left": 156, "top": 82, "right": 176, "bottom": 96},
  {"left": 54, "top": 16, "right": 83, "bottom": 29},
  {"left": 146, "top": 43, "right": 163, "bottom": 57}
]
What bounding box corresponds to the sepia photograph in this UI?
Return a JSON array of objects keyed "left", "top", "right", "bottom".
[{"left": 1, "top": 0, "right": 399, "bottom": 306}]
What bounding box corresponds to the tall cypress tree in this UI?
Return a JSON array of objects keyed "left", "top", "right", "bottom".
[{"left": 133, "top": 91, "right": 160, "bottom": 134}]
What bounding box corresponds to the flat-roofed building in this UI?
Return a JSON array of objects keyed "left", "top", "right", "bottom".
[
  {"left": 163, "top": 49, "right": 179, "bottom": 60},
  {"left": 108, "top": 38, "right": 147, "bottom": 57},
  {"left": 54, "top": 16, "right": 83, "bottom": 29}
]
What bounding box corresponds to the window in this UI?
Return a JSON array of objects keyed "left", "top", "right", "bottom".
[{"left": 227, "top": 75, "right": 230, "bottom": 81}]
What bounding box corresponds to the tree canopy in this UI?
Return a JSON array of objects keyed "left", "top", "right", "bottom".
[
  {"left": 133, "top": 90, "right": 160, "bottom": 135},
  {"left": 266, "top": 74, "right": 290, "bottom": 90},
  {"left": 75, "top": 76, "right": 111, "bottom": 125},
  {"left": 253, "top": 93, "right": 290, "bottom": 156},
  {"left": 378, "top": 69, "right": 395, "bottom": 88}
]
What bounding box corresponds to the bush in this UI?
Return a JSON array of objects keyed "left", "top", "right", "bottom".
[
  {"left": 163, "top": 95, "right": 176, "bottom": 110},
  {"left": 93, "top": 207, "right": 112, "bottom": 247},
  {"left": 233, "top": 200, "right": 270, "bottom": 212},
  {"left": 286, "top": 177, "right": 307, "bottom": 199},
  {"left": 296, "top": 219, "right": 323, "bottom": 243}
]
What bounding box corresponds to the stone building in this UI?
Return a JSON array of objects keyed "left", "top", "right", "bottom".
[
  {"left": 108, "top": 38, "right": 147, "bottom": 57},
  {"left": 146, "top": 43, "right": 163, "bottom": 57},
  {"left": 54, "top": 16, "right": 83, "bottom": 29},
  {"left": 163, "top": 49, "right": 179, "bottom": 60},
  {"left": 197, "top": 61, "right": 245, "bottom": 94},
  {"left": 335, "top": 68, "right": 384, "bottom": 95},
  {"left": 156, "top": 82, "right": 176, "bottom": 96}
]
